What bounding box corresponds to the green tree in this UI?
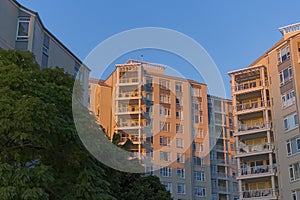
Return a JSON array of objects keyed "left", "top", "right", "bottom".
[{"left": 0, "top": 50, "right": 172, "bottom": 200}]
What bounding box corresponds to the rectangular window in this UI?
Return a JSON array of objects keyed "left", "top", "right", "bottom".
[
  {"left": 160, "top": 94, "right": 170, "bottom": 103},
  {"left": 176, "top": 110, "right": 182, "bottom": 119},
  {"left": 194, "top": 115, "right": 199, "bottom": 124},
  {"left": 278, "top": 45, "right": 291, "bottom": 63},
  {"left": 279, "top": 66, "right": 293, "bottom": 86},
  {"left": 162, "top": 182, "right": 172, "bottom": 194},
  {"left": 159, "top": 79, "right": 170, "bottom": 89},
  {"left": 177, "top": 183, "right": 186, "bottom": 194},
  {"left": 159, "top": 136, "right": 170, "bottom": 146},
  {"left": 41, "top": 34, "right": 50, "bottom": 69},
  {"left": 177, "top": 168, "right": 185, "bottom": 179},
  {"left": 160, "top": 167, "right": 172, "bottom": 177},
  {"left": 193, "top": 87, "right": 201, "bottom": 97},
  {"left": 160, "top": 122, "right": 170, "bottom": 132},
  {"left": 193, "top": 156, "right": 204, "bottom": 166},
  {"left": 160, "top": 151, "right": 171, "bottom": 162},
  {"left": 160, "top": 107, "right": 170, "bottom": 117},
  {"left": 282, "top": 90, "right": 296, "bottom": 108},
  {"left": 176, "top": 153, "right": 185, "bottom": 163},
  {"left": 287, "top": 137, "right": 300, "bottom": 156},
  {"left": 176, "top": 138, "right": 183, "bottom": 148},
  {"left": 16, "top": 18, "right": 30, "bottom": 40},
  {"left": 175, "top": 82, "right": 182, "bottom": 92},
  {"left": 284, "top": 112, "right": 299, "bottom": 131},
  {"left": 176, "top": 124, "right": 183, "bottom": 134},
  {"left": 74, "top": 62, "right": 80, "bottom": 78},
  {"left": 194, "top": 171, "right": 205, "bottom": 181},
  {"left": 287, "top": 141, "right": 292, "bottom": 156},
  {"left": 194, "top": 187, "right": 206, "bottom": 197},
  {"left": 290, "top": 162, "right": 300, "bottom": 181}
]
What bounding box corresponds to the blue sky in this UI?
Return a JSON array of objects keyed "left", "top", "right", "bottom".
[{"left": 18, "top": 0, "right": 300, "bottom": 97}]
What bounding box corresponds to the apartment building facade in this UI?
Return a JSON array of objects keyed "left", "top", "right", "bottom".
[
  {"left": 208, "top": 95, "right": 239, "bottom": 200},
  {"left": 0, "top": 0, "right": 90, "bottom": 106},
  {"left": 229, "top": 22, "right": 300, "bottom": 200},
  {"left": 89, "top": 60, "right": 241, "bottom": 199}
]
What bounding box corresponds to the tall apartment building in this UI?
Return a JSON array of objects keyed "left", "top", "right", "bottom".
[
  {"left": 229, "top": 22, "right": 300, "bottom": 200},
  {"left": 0, "top": 0, "right": 90, "bottom": 106},
  {"left": 208, "top": 95, "right": 239, "bottom": 200},
  {"left": 89, "top": 60, "right": 240, "bottom": 200}
]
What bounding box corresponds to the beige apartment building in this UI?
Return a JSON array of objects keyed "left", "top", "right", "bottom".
[
  {"left": 89, "top": 60, "right": 240, "bottom": 200},
  {"left": 229, "top": 22, "right": 300, "bottom": 200}
]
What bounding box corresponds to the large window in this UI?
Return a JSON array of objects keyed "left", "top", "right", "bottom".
[
  {"left": 160, "top": 122, "right": 170, "bottom": 132},
  {"left": 16, "top": 18, "right": 30, "bottom": 40},
  {"left": 160, "top": 151, "right": 171, "bottom": 162},
  {"left": 194, "top": 171, "right": 205, "bottom": 181},
  {"left": 177, "top": 168, "right": 185, "bottom": 179},
  {"left": 290, "top": 162, "right": 300, "bottom": 181},
  {"left": 160, "top": 167, "right": 172, "bottom": 177},
  {"left": 194, "top": 187, "right": 206, "bottom": 197},
  {"left": 176, "top": 124, "right": 183, "bottom": 134},
  {"left": 284, "top": 113, "right": 298, "bottom": 131},
  {"left": 162, "top": 182, "right": 172, "bottom": 194},
  {"left": 177, "top": 183, "right": 186, "bottom": 194},
  {"left": 287, "top": 137, "right": 300, "bottom": 156},
  {"left": 159, "top": 79, "right": 169, "bottom": 89},
  {"left": 160, "top": 107, "right": 170, "bottom": 117},
  {"left": 282, "top": 90, "right": 296, "bottom": 108},
  {"left": 279, "top": 66, "right": 293, "bottom": 86},
  {"left": 193, "top": 156, "right": 204, "bottom": 166},
  {"left": 159, "top": 136, "right": 170, "bottom": 146},
  {"left": 176, "top": 138, "right": 183, "bottom": 148},
  {"left": 278, "top": 45, "right": 291, "bottom": 63}
]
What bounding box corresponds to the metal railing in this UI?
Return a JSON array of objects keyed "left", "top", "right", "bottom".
[
  {"left": 237, "top": 121, "right": 271, "bottom": 132},
  {"left": 238, "top": 143, "right": 273, "bottom": 154},
  {"left": 236, "top": 100, "right": 270, "bottom": 112},
  {"left": 218, "top": 172, "right": 228, "bottom": 178},
  {"left": 118, "top": 92, "right": 140, "bottom": 98},
  {"left": 242, "top": 188, "right": 277, "bottom": 198},
  {"left": 119, "top": 78, "right": 139, "bottom": 84},
  {"left": 234, "top": 80, "right": 266, "bottom": 92},
  {"left": 240, "top": 165, "right": 276, "bottom": 176}
]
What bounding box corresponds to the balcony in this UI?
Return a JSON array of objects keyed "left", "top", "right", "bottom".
[
  {"left": 117, "top": 92, "right": 141, "bottom": 99},
  {"left": 115, "top": 121, "right": 140, "bottom": 130},
  {"left": 218, "top": 172, "right": 229, "bottom": 179},
  {"left": 116, "top": 107, "right": 142, "bottom": 115},
  {"left": 237, "top": 143, "right": 274, "bottom": 157},
  {"left": 242, "top": 188, "right": 278, "bottom": 199},
  {"left": 234, "top": 80, "right": 265, "bottom": 93},
  {"left": 215, "top": 145, "right": 225, "bottom": 152},
  {"left": 235, "top": 100, "right": 270, "bottom": 115},
  {"left": 236, "top": 121, "right": 271, "bottom": 136},
  {"left": 218, "top": 185, "right": 229, "bottom": 193},
  {"left": 238, "top": 165, "right": 277, "bottom": 179},
  {"left": 119, "top": 78, "right": 139, "bottom": 85}
]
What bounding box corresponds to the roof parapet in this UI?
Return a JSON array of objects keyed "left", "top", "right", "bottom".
[{"left": 279, "top": 22, "right": 300, "bottom": 35}]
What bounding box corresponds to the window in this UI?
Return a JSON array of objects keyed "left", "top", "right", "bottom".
[
  {"left": 193, "top": 156, "right": 204, "bottom": 166},
  {"left": 160, "top": 107, "right": 170, "bottom": 117},
  {"left": 176, "top": 124, "right": 183, "bottom": 134},
  {"left": 193, "top": 142, "right": 203, "bottom": 152},
  {"left": 159, "top": 79, "right": 169, "bottom": 89},
  {"left": 16, "top": 18, "right": 30, "bottom": 40},
  {"left": 176, "top": 153, "right": 185, "bottom": 163},
  {"left": 74, "top": 62, "right": 80, "bottom": 78},
  {"left": 282, "top": 90, "right": 296, "bottom": 108},
  {"left": 289, "top": 162, "right": 300, "bottom": 181},
  {"left": 177, "top": 183, "right": 186, "bottom": 194},
  {"left": 160, "top": 122, "right": 170, "bottom": 132},
  {"left": 160, "top": 151, "right": 171, "bottom": 162},
  {"left": 194, "top": 171, "right": 205, "bottom": 181},
  {"left": 176, "top": 110, "right": 182, "bottom": 119},
  {"left": 278, "top": 45, "right": 291, "bottom": 63},
  {"left": 177, "top": 168, "right": 185, "bottom": 179},
  {"left": 193, "top": 87, "right": 201, "bottom": 97},
  {"left": 175, "top": 82, "right": 182, "bottom": 92},
  {"left": 162, "top": 182, "right": 172, "bottom": 194},
  {"left": 160, "top": 136, "right": 170, "bottom": 146},
  {"left": 279, "top": 66, "right": 293, "bottom": 86},
  {"left": 41, "top": 34, "right": 50, "bottom": 69},
  {"left": 211, "top": 165, "right": 217, "bottom": 173},
  {"left": 292, "top": 190, "right": 300, "bottom": 200},
  {"left": 194, "top": 129, "right": 203, "bottom": 138},
  {"left": 160, "top": 167, "right": 172, "bottom": 177},
  {"left": 194, "top": 187, "right": 206, "bottom": 197},
  {"left": 160, "top": 94, "right": 170, "bottom": 103},
  {"left": 176, "top": 97, "right": 181, "bottom": 105},
  {"left": 193, "top": 103, "right": 199, "bottom": 110},
  {"left": 287, "top": 137, "right": 300, "bottom": 156},
  {"left": 176, "top": 138, "right": 183, "bottom": 148},
  {"left": 194, "top": 114, "right": 200, "bottom": 124},
  {"left": 284, "top": 113, "right": 298, "bottom": 131}
]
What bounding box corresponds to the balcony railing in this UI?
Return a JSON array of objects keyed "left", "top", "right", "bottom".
[
  {"left": 218, "top": 172, "right": 228, "bottom": 178},
  {"left": 218, "top": 186, "right": 228, "bottom": 192},
  {"left": 242, "top": 188, "right": 277, "bottom": 199},
  {"left": 118, "top": 92, "right": 140, "bottom": 98},
  {"left": 215, "top": 145, "right": 225, "bottom": 151},
  {"left": 238, "top": 143, "right": 274, "bottom": 154},
  {"left": 237, "top": 121, "right": 271, "bottom": 132},
  {"left": 118, "top": 121, "right": 140, "bottom": 128},
  {"left": 234, "top": 80, "right": 266, "bottom": 92},
  {"left": 118, "top": 107, "right": 141, "bottom": 113},
  {"left": 240, "top": 165, "right": 276, "bottom": 176},
  {"left": 236, "top": 100, "right": 270, "bottom": 112},
  {"left": 119, "top": 78, "right": 139, "bottom": 84}
]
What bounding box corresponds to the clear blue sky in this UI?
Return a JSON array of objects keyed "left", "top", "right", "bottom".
[{"left": 18, "top": 0, "right": 300, "bottom": 97}]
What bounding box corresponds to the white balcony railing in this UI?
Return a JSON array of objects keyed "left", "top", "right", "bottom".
[
  {"left": 236, "top": 100, "right": 270, "bottom": 112},
  {"left": 238, "top": 143, "right": 273, "bottom": 154},
  {"left": 118, "top": 92, "right": 140, "bottom": 98},
  {"left": 240, "top": 165, "right": 276, "bottom": 176},
  {"left": 237, "top": 121, "right": 271, "bottom": 132},
  {"left": 242, "top": 188, "right": 277, "bottom": 199},
  {"left": 234, "top": 80, "right": 266, "bottom": 92}
]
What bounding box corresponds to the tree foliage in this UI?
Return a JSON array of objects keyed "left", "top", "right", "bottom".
[{"left": 0, "top": 50, "right": 172, "bottom": 200}]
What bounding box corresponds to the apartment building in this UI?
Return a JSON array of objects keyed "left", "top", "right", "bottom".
[
  {"left": 89, "top": 60, "right": 212, "bottom": 199},
  {"left": 208, "top": 95, "right": 239, "bottom": 200},
  {"left": 0, "top": 0, "right": 90, "bottom": 106},
  {"left": 229, "top": 22, "right": 300, "bottom": 200}
]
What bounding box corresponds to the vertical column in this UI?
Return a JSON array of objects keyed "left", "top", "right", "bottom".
[
  {"left": 116, "top": 67, "right": 120, "bottom": 132},
  {"left": 138, "top": 65, "right": 142, "bottom": 159}
]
